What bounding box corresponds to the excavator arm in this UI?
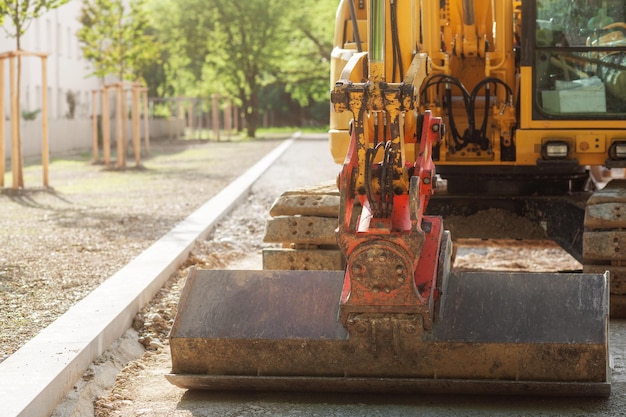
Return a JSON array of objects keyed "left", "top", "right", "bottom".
[{"left": 167, "top": 0, "right": 611, "bottom": 396}]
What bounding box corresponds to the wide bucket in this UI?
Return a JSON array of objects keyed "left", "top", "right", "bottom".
[{"left": 166, "top": 268, "right": 610, "bottom": 396}]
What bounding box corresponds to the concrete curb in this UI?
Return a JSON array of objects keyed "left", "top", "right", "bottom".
[{"left": 0, "top": 136, "right": 297, "bottom": 417}]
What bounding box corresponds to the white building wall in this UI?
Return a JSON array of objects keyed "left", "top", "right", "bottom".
[
  {"left": 0, "top": 0, "right": 185, "bottom": 160},
  {"left": 0, "top": 0, "right": 101, "bottom": 121}
]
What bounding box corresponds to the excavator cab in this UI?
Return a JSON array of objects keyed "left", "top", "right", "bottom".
[{"left": 167, "top": 0, "right": 614, "bottom": 396}]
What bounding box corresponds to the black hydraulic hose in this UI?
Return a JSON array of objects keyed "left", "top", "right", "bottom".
[
  {"left": 347, "top": 0, "right": 363, "bottom": 52},
  {"left": 470, "top": 77, "right": 513, "bottom": 101},
  {"left": 469, "top": 77, "right": 513, "bottom": 139},
  {"left": 420, "top": 74, "right": 471, "bottom": 110},
  {"left": 365, "top": 140, "right": 387, "bottom": 218},
  {"left": 480, "top": 83, "right": 490, "bottom": 138},
  {"left": 380, "top": 141, "right": 394, "bottom": 217},
  {"left": 446, "top": 86, "right": 464, "bottom": 145},
  {"left": 365, "top": 147, "right": 378, "bottom": 216},
  {"left": 382, "top": 112, "right": 388, "bottom": 143},
  {"left": 390, "top": 0, "right": 403, "bottom": 82},
  {"left": 420, "top": 74, "right": 515, "bottom": 150}
]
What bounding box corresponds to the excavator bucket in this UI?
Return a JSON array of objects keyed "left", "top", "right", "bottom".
[{"left": 166, "top": 267, "right": 610, "bottom": 396}]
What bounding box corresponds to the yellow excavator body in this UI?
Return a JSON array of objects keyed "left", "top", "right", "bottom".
[{"left": 168, "top": 0, "right": 624, "bottom": 395}]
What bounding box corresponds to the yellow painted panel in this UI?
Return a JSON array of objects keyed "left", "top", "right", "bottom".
[{"left": 576, "top": 135, "right": 606, "bottom": 153}]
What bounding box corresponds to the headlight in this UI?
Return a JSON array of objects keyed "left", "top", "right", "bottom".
[
  {"left": 609, "top": 141, "right": 626, "bottom": 160},
  {"left": 541, "top": 141, "right": 569, "bottom": 159}
]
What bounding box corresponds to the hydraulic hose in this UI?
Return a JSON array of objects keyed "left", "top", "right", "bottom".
[
  {"left": 390, "top": 0, "right": 404, "bottom": 82},
  {"left": 347, "top": 0, "right": 363, "bottom": 52}
]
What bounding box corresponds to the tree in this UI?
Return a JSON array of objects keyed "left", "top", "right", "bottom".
[
  {"left": 77, "top": 0, "right": 159, "bottom": 84},
  {"left": 0, "top": 0, "right": 68, "bottom": 49},
  {"left": 146, "top": 0, "right": 337, "bottom": 130},
  {"left": 204, "top": 0, "right": 293, "bottom": 138},
  {"left": 0, "top": 0, "right": 69, "bottom": 187},
  {"left": 282, "top": 0, "right": 335, "bottom": 108},
  {"left": 144, "top": 0, "right": 211, "bottom": 99},
  {"left": 77, "top": 0, "right": 119, "bottom": 84}
]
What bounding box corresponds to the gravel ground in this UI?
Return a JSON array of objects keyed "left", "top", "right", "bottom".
[
  {"left": 0, "top": 135, "right": 285, "bottom": 362},
  {"left": 49, "top": 136, "right": 626, "bottom": 417},
  {"left": 5, "top": 134, "right": 625, "bottom": 416}
]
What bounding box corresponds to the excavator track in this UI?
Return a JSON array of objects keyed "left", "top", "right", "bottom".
[{"left": 584, "top": 179, "right": 626, "bottom": 318}]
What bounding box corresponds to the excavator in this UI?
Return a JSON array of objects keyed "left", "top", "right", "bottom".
[{"left": 166, "top": 0, "right": 625, "bottom": 395}]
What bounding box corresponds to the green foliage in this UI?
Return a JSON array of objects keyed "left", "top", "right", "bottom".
[
  {"left": 0, "top": 0, "right": 69, "bottom": 47},
  {"left": 281, "top": 0, "right": 336, "bottom": 107},
  {"left": 77, "top": 0, "right": 160, "bottom": 83},
  {"left": 77, "top": 0, "right": 116, "bottom": 80},
  {"left": 144, "top": 0, "right": 337, "bottom": 135},
  {"left": 203, "top": 0, "right": 294, "bottom": 137},
  {"left": 21, "top": 108, "right": 40, "bottom": 120},
  {"left": 144, "top": 0, "right": 204, "bottom": 97}
]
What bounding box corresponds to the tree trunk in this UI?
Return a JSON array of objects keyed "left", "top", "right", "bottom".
[
  {"left": 245, "top": 107, "right": 257, "bottom": 138},
  {"left": 244, "top": 90, "right": 259, "bottom": 138}
]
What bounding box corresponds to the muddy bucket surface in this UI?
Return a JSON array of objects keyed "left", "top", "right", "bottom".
[{"left": 167, "top": 268, "right": 610, "bottom": 396}]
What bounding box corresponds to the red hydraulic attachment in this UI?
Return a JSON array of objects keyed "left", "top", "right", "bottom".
[{"left": 336, "top": 111, "right": 445, "bottom": 332}]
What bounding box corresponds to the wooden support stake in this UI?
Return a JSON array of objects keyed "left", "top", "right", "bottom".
[
  {"left": 197, "top": 98, "right": 202, "bottom": 139},
  {"left": 41, "top": 56, "right": 49, "bottom": 187},
  {"left": 116, "top": 85, "right": 125, "bottom": 168},
  {"left": 91, "top": 90, "right": 98, "bottom": 163},
  {"left": 212, "top": 95, "right": 219, "bottom": 141},
  {"left": 9, "top": 55, "right": 19, "bottom": 189},
  {"left": 102, "top": 87, "right": 111, "bottom": 166},
  {"left": 0, "top": 58, "right": 5, "bottom": 187},
  {"left": 142, "top": 90, "right": 149, "bottom": 155},
  {"left": 132, "top": 85, "right": 140, "bottom": 166}
]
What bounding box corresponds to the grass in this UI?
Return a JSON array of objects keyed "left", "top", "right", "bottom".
[{"left": 179, "top": 126, "right": 328, "bottom": 142}]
